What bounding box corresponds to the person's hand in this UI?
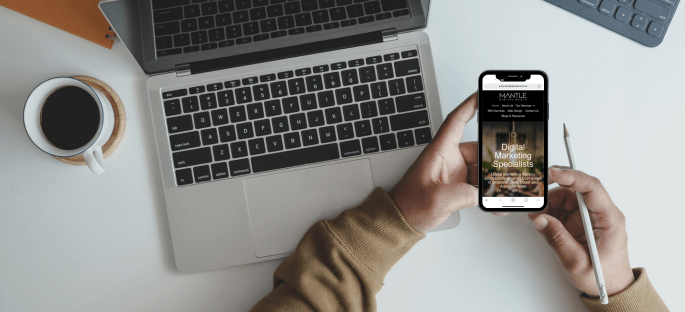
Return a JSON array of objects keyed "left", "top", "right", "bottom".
[
  {"left": 529, "top": 167, "right": 635, "bottom": 297},
  {"left": 389, "top": 93, "right": 479, "bottom": 232}
]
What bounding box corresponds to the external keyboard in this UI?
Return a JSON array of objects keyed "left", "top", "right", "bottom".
[
  {"left": 160, "top": 47, "right": 432, "bottom": 186},
  {"left": 544, "top": 0, "right": 680, "bottom": 47},
  {"left": 152, "top": 0, "right": 412, "bottom": 57}
]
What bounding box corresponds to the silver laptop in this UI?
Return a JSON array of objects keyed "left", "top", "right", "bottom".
[{"left": 99, "top": 0, "right": 459, "bottom": 273}]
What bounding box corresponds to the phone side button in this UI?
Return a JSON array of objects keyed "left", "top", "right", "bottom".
[{"left": 547, "top": 103, "right": 549, "bottom": 120}]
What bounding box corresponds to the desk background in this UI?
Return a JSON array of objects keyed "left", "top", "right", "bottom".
[{"left": 1, "top": 1, "right": 683, "bottom": 311}]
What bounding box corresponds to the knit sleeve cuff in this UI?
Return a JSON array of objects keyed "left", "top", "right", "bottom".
[
  {"left": 324, "top": 187, "right": 426, "bottom": 283},
  {"left": 580, "top": 268, "right": 669, "bottom": 312}
]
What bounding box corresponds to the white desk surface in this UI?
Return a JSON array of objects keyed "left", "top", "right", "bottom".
[{"left": 1, "top": 1, "right": 683, "bottom": 311}]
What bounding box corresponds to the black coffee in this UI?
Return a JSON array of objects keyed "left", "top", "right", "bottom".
[{"left": 40, "top": 86, "right": 101, "bottom": 150}]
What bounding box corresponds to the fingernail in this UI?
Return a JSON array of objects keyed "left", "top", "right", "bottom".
[{"left": 533, "top": 217, "right": 548, "bottom": 231}]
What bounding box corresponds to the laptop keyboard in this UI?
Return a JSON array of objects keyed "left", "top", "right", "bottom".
[
  {"left": 160, "top": 47, "right": 432, "bottom": 186},
  {"left": 152, "top": 0, "right": 412, "bottom": 57}
]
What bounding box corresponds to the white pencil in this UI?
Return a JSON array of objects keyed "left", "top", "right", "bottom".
[{"left": 564, "top": 124, "right": 609, "bottom": 305}]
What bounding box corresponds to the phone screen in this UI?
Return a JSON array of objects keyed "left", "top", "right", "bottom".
[{"left": 479, "top": 72, "right": 547, "bottom": 210}]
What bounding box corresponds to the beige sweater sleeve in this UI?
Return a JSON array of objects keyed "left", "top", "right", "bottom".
[
  {"left": 250, "top": 187, "right": 668, "bottom": 312},
  {"left": 581, "top": 268, "right": 669, "bottom": 312},
  {"left": 250, "top": 187, "right": 425, "bottom": 312}
]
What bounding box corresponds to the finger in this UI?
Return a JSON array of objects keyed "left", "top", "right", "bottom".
[
  {"left": 528, "top": 186, "right": 578, "bottom": 221},
  {"left": 548, "top": 168, "right": 616, "bottom": 214},
  {"left": 451, "top": 183, "right": 478, "bottom": 211},
  {"left": 533, "top": 215, "right": 589, "bottom": 273},
  {"left": 492, "top": 212, "right": 509, "bottom": 216},
  {"left": 547, "top": 165, "right": 571, "bottom": 185},
  {"left": 466, "top": 164, "right": 478, "bottom": 186},
  {"left": 460, "top": 141, "right": 478, "bottom": 165},
  {"left": 433, "top": 92, "right": 477, "bottom": 146}
]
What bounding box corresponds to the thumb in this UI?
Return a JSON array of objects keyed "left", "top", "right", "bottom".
[{"left": 533, "top": 215, "right": 589, "bottom": 272}]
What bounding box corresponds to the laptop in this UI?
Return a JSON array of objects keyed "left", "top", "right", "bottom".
[{"left": 99, "top": 0, "right": 459, "bottom": 273}]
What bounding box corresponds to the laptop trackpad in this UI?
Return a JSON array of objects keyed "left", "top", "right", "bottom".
[{"left": 244, "top": 160, "right": 375, "bottom": 258}]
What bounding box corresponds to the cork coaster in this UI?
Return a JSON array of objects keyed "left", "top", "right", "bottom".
[{"left": 52, "top": 76, "right": 126, "bottom": 165}]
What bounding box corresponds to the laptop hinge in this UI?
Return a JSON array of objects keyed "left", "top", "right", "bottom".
[
  {"left": 382, "top": 28, "right": 398, "bottom": 42},
  {"left": 186, "top": 29, "right": 393, "bottom": 76},
  {"left": 175, "top": 64, "right": 191, "bottom": 77}
]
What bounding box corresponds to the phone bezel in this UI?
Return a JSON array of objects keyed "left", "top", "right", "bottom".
[{"left": 478, "top": 70, "right": 548, "bottom": 212}]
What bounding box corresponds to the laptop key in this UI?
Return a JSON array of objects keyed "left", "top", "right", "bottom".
[
  {"left": 235, "top": 0, "right": 252, "bottom": 10},
  {"left": 211, "top": 162, "right": 230, "bottom": 180},
  {"left": 226, "top": 25, "right": 243, "bottom": 38},
  {"left": 211, "top": 108, "right": 229, "bottom": 125},
  {"left": 250, "top": 7, "right": 267, "bottom": 20},
  {"left": 306, "top": 75, "right": 324, "bottom": 92},
  {"left": 318, "top": 90, "right": 335, "bottom": 108},
  {"left": 284, "top": 1, "right": 302, "bottom": 14},
  {"left": 362, "top": 137, "right": 379, "bottom": 154},
  {"left": 163, "top": 89, "right": 188, "bottom": 99},
  {"left": 340, "top": 139, "right": 362, "bottom": 157},
  {"left": 164, "top": 99, "right": 182, "bottom": 116},
  {"left": 335, "top": 88, "right": 353, "bottom": 104},
  {"left": 331, "top": 62, "right": 347, "bottom": 70},
  {"left": 359, "top": 66, "right": 377, "bottom": 83},
  {"left": 265, "top": 99, "right": 282, "bottom": 116},
  {"left": 388, "top": 79, "right": 406, "bottom": 96},
  {"left": 193, "top": 165, "right": 212, "bottom": 183},
  {"left": 282, "top": 97, "right": 300, "bottom": 113},
  {"left": 191, "top": 30, "right": 209, "bottom": 44},
  {"left": 267, "top": 4, "right": 285, "bottom": 17},
  {"left": 300, "top": 94, "right": 318, "bottom": 110},
  {"left": 219, "top": 125, "right": 237, "bottom": 142},
  {"left": 405, "top": 75, "right": 423, "bottom": 93},
  {"left": 341, "top": 69, "right": 359, "bottom": 86},
  {"left": 360, "top": 101, "right": 378, "bottom": 118},
  {"left": 207, "top": 82, "right": 223, "bottom": 92},
  {"left": 393, "top": 9, "right": 409, "bottom": 17},
  {"left": 301, "top": 129, "right": 319, "bottom": 146},
  {"left": 201, "top": 128, "right": 219, "bottom": 145},
  {"left": 269, "top": 81, "right": 288, "bottom": 98},
  {"left": 284, "top": 132, "right": 302, "bottom": 149},
  {"left": 323, "top": 72, "right": 341, "bottom": 89},
  {"left": 184, "top": 45, "right": 200, "bottom": 53},
  {"left": 370, "top": 82, "right": 388, "bottom": 99},
  {"left": 358, "top": 15, "right": 375, "bottom": 24},
  {"left": 272, "top": 116, "right": 290, "bottom": 133},
  {"left": 379, "top": 133, "right": 397, "bottom": 150},
  {"left": 247, "top": 102, "right": 265, "bottom": 119},
  {"left": 254, "top": 119, "right": 272, "bottom": 136},
  {"left": 154, "top": 8, "right": 183, "bottom": 23},
  {"left": 329, "top": 7, "right": 347, "bottom": 20},
  {"left": 648, "top": 21, "right": 664, "bottom": 37},
  {"left": 352, "top": 85, "right": 371, "bottom": 102},
  {"left": 225, "top": 80, "right": 240, "bottom": 88},
  {"left": 337, "top": 123, "right": 354, "bottom": 140},
  {"left": 325, "top": 107, "right": 343, "bottom": 124},
  {"left": 364, "top": 1, "right": 382, "bottom": 14},
  {"left": 634, "top": 0, "right": 670, "bottom": 22},
  {"left": 157, "top": 48, "right": 183, "bottom": 57},
  {"left": 343, "top": 104, "right": 360, "bottom": 121},
  {"left": 182, "top": 96, "right": 199, "bottom": 112},
  {"left": 306, "top": 25, "right": 323, "bottom": 32},
  {"left": 371, "top": 117, "right": 389, "bottom": 134},
  {"left": 307, "top": 110, "right": 325, "bottom": 127},
  {"left": 176, "top": 168, "right": 193, "bottom": 185},
  {"left": 153, "top": 0, "right": 190, "bottom": 10},
  {"left": 199, "top": 16, "right": 215, "bottom": 29},
  {"left": 229, "top": 158, "right": 251, "bottom": 176},
  {"left": 632, "top": 15, "right": 648, "bottom": 30},
  {"left": 289, "top": 113, "right": 308, "bottom": 130},
  {"left": 324, "top": 22, "right": 340, "bottom": 29},
  {"left": 598, "top": 1, "right": 616, "bottom": 15},
  {"left": 615, "top": 7, "right": 631, "bottom": 23},
  {"left": 376, "top": 12, "right": 391, "bottom": 20},
  {"left": 170, "top": 131, "right": 201, "bottom": 151},
  {"left": 277, "top": 71, "right": 294, "bottom": 79},
  {"left": 235, "top": 87, "right": 253, "bottom": 104},
  {"left": 319, "top": 126, "right": 336, "bottom": 143},
  {"left": 278, "top": 15, "right": 296, "bottom": 29},
  {"left": 200, "top": 93, "right": 218, "bottom": 110},
  {"left": 390, "top": 110, "right": 429, "bottom": 131},
  {"left": 218, "top": 90, "right": 235, "bottom": 106},
  {"left": 155, "top": 21, "right": 181, "bottom": 36},
  {"left": 288, "top": 78, "right": 306, "bottom": 94},
  {"left": 384, "top": 52, "right": 400, "bottom": 62},
  {"left": 248, "top": 138, "right": 266, "bottom": 155},
  {"left": 347, "top": 4, "right": 364, "bottom": 18},
  {"left": 265, "top": 135, "right": 284, "bottom": 152},
  {"left": 354, "top": 120, "right": 372, "bottom": 137},
  {"left": 193, "top": 112, "right": 212, "bottom": 128},
  {"left": 252, "top": 84, "right": 270, "bottom": 101},
  {"left": 201, "top": 2, "right": 218, "bottom": 15},
  {"left": 302, "top": 0, "right": 319, "bottom": 11},
  {"left": 250, "top": 143, "right": 340, "bottom": 173},
  {"left": 401, "top": 50, "right": 417, "bottom": 58},
  {"left": 319, "top": 0, "right": 336, "bottom": 9},
  {"left": 172, "top": 147, "right": 212, "bottom": 168},
  {"left": 236, "top": 122, "right": 255, "bottom": 139},
  {"left": 313, "top": 10, "right": 331, "bottom": 23},
  {"left": 380, "top": 0, "right": 407, "bottom": 11},
  {"left": 229, "top": 106, "right": 247, "bottom": 122},
  {"left": 218, "top": 0, "right": 235, "bottom": 12},
  {"left": 414, "top": 127, "right": 432, "bottom": 145},
  {"left": 200, "top": 42, "right": 218, "bottom": 50},
  {"left": 253, "top": 0, "right": 269, "bottom": 7},
  {"left": 230, "top": 141, "right": 249, "bottom": 158},
  {"left": 167, "top": 115, "right": 194, "bottom": 133},
  {"left": 208, "top": 28, "right": 225, "bottom": 41},
  {"left": 396, "top": 130, "right": 414, "bottom": 148},
  {"left": 233, "top": 10, "right": 250, "bottom": 23},
  {"left": 396, "top": 93, "right": 426, "bottom": 112}
]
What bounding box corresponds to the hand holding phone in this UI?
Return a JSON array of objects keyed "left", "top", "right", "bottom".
[{"left": 478, "top": 71, "right": 548, "bottom": 211}]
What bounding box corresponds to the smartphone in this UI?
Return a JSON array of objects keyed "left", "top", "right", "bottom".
[{"left": 478, "top": 71, "right": 548, "bottom": 211}]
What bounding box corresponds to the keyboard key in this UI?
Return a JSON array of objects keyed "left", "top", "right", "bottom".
[
  {"left": 184, "top": 4, "right": 201, "bottom": 18},
  {"left": 170, "top": 131, "right": 201, "bottom": 151},
  {"left": 337, "top": 0, "right": 352, "bottom": 5},
  {"left": 358, "top": 15, "right": 375, "bottom": 24},
  {"left": 201, "top": 128, "right": 219, "bottom": 145},
  {"left": 229, "top": 106, "right": 247, "bottom": 122},
  {"left": 401, "top": 50, "right": 417, "bottom": 58},
  {"left": 247, "top": 103, "right": 265, "bottom": 120},
  {"left": 189, "top": 85, "right": 205, "bottom": 95},
  {"left": 329, "top": 7, "right": 347, "bottom": 20},
  {"left": 387, "top": 79, "right": 405, "bottom": 96},
  {"left": 167, "top": 115, "right": 194, "bottom": 133},
  {"left": 341, "top": 19, "right": 357, "bottom": 27},
  {"left": 155, "top": 21, "right": 181, "bottom": 36},
  {"left": 250, "top": 7, "right": 267, "bottom": 20},
  {"left": 319, "top": 126, "right": 336, "bottom": 143},
  {"left": 302, "top": 0, "right": 319, "bottom": 11},
  {"left": 376, "top": 63, "right": 394, "bottom": 80},
  {"left": 307, "top": 110, "right": 325, "bottom": 127},
  {"left": 324, "top": 22, "right": 340, "bottom": 29},
  {"left": 336, "top": 123, "right": 354, "bottom": 140},
  {"left": 156, "top": 36, "right": 173, "bottom": 49},
  {"left": 282, "top": 97, "right": 300, "bottom": 113},
  {"left": 194, "top": 166, "right": 212, "bottom": 183},
  {"left": 243, "top": 21, "right": 260, "bottom": 35},
  {"left": 301, "top": 129, "right": 319, "bottom": 146},
  {"left": 253, "top": 0, "right": 269, "bottom": 7},
  {"left": 219, "top": 125, "right": 237, "bottom": 142},
  {"left": 396, "top": 93, "right": 426, "bottom": 112},
  {"left": 319, "top": 0, "right": 336, "bottom": 9},
  {"left": 207, "top": 83, "right": 223, "bottom": 92},
  {"left": 252, "top": 84, "right": 271, "bottom": 101},
  {"left": 347, "top": 4, "right": 364, "bottom": 18},
  {"left": 331, "top": 62, "right": 347, "bottom": 70},
  {"left": 362, "top": 137, "right": 379, "bottom": 154},
  {"left": 648, "top": 21, "right": 664, "bottom": 37},
  {"left": 632, "top": 15, "right": 648, "bottom": 30},
  {"left": 376, "top": 12, "right": 391, "bottom": 20},
  {"left": 226, "top": 25, "right": 242, "bottom": 38},
  {"left": 184, "top": 45, "right": 200, "bottom": 53},
  {"left": 270, "top": 81, "right": 288, "bottom": 98},
  {"left": 340, "top": 140, "right": 362, "bottom": 157},
  {"left": 199, "top": 93, "right": 218, "bottom": 110},
  {"left": 193, "top": 112, "right": 212, "bottom": 128},
  {"left": 352, "top": 85, "right": 371, "bottom": 102},
  {"left": 176, "top": 168, "right": 193, "bottom": 185},
  {"left": 236, "top": 37, "right": 252, "bottom": 44},
  {"left": 201, "top": 2, "right": 218, "bottom": 15},
  {"left": 163, "top": 89, "right": 188, "bottom": 99},
  {"left": 157, "top": 48, "right": 183, "bottom": 57},
  {"left": 370, "top": 82, "right": 388, "bottom": 99},
  {"left": 200, "top": 42, "right": 218, "bottom": 50},
  {"left": 248, "top": 138, "right": 266, "bottom": 155},
  {"left": 284, "top": 1, "right": 301, "bottom": 14},
  {"left": 290, "top": 113, "right": 308, "bottom": 130},
  {"left": 218, "top": 0, "right": 235, "bottom": 12},
  {"left": 237, "top": 122, "right": 255, "bottom": 139},
  {"left": 300, "top": 94, "right": 318, "bottom": 111},
  {"left": 260, "top": 74, "right": 277, "bottom": 83},
  {"left": 348, "top": 59, "right": 364, "bottom": 67},
  {"left": 341, "top": 69, "right": 359, "bottom": 86},
  {"left": 335, "top": 88, "right": 353, "bottom": 104},
  {"left": 267, "top": 3, "right": 285, "bottom": 17},
  {"left": 325, "top": 107, "right": 343, "bottom": 124},
  {"left": 615, "top": 7, "right": 631, "bottom": 23},
  {"left": 634, "top": 0, "right": 670, "bottom": 22},
  {"left": 284, "top": 132, "right": 302, "bottom": 149},
  {"left": 306, "top": 75, "right": 325, "bottom": 92},
  {"left": 296, "top": 13, "right": 313, "bottom": 26},
  {"left": 261, "top": 18, "right": 278, "bottom": 32},
  {"left": 323, "top": 72, "right": 341, "bottom": 89},
  {"left": 318, "top": 91, "right": 335, "bottom": 108},
  {"left": 225, "top": 80, "right": 241, "bottom": 88},
  {"left": 394, "top": 58, "right": 421, "bottom": 77},
  {"left": 405, "top": 75, "right": 424, "bottom": 93},
  {"left": 360, "top": 101, "right": 378, "bottom": 118},
  {"left": 366, "top": 56, "right": 382, "bottom": 65},
  {"left": 254, "top": 119, "right": 272, "bottom": 136},
  {"left": 172, "top": 147, "right": 212, "bottom": 168},
  {"left": 313, "top": 65, "right": 329, "bottom": 73},
  {"left": 306, "top": 25, "right": 323, "bottom": 32},
  {"left": 384, "top": 53, "right": 400, "bottom": 62},
  {"left": 265, "top": 99, "right": 283, "bottom": 116},
  {"left": 272, "top": 116, "right": 290, "bottom": 133},
  {"left": 296, "top": 68, "right": 312, "bottom": 76},
  {"left": 198, "top": 16, "right": 215, "bottom": 29},
  {"left": 278, "top": 71, "right": 295, "bottom": 79},
  {"left": 414, "top": 127, "right": 432, "bottom": 145},
  {"left": 390, "top": 110, "right": 429, "bottom": 131},
  {"left": 393, "top": 8, "right": 409, "bottom": 16},
  {"left": 212, "top": 162, "right": 230, "bottom": 180},
  {"left": 213, "top": 144, "right": 231, "bottom": 161},
  {"left": 164, "top": 99, "right": 182, "bottom": 116},
  {"left": 381, "top": 0, "right": 407, "bottom": 11},
  {"left": 372, "top": 117, "right": 390, "bottom": 134},
  {"left": 229, "top": 158, "right": 251, "bottom": 176},
  {"left": 278, "top": 15, "right": 296, "bottom": 28},
  {"left": 152, "top": 0, "right": 190, "bottom": 10},
  {"left": 288, "top": 78, "right": 307, "bottom": 95},
  {"left": 173, "top": 33, "right": 190, "bottom": 46},
  {"left": 359, "top": 66, "right": 377, "bottom": 83},
  {"left": 211, "top": 108, "right": 230, "bottom": 125},
  {"left": 182, "top": 96, "right": 199, "bottom": 113},
  {"left": 379, "top": 133, "right": 397, "bottom": 150},
  {"left": 230, "top": 141, "right": 249, "bottom": 158},
  {"left": 265, "top": 135, "right": 284, "bottom": 152},
  {"left": 396, "top": 130, "right": 414, "bottom": 148},
  {"left": 313, "top": 9, "right": 331, "bottom": 23},
  {"left": 354, "top": 120, "right": 372, "bottom": 137},
  {"left": 235, "top": 87, "right": 253, "bottom": 104},
  {"left": 598, "top": 1, "right": 616, "bottom": 15},
  {"left": 218, "top": 90, "right": 235, "bottom": 106},
  {"left": 251, "top": 143, "right": 339, "bottom": 173},
  {"left": 234, "top": 10, "right": 250, "bottom": 23}
]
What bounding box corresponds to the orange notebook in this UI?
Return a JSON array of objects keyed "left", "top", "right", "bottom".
[{"left": 1, "top": 0, "right": 116, "bottom": 49}]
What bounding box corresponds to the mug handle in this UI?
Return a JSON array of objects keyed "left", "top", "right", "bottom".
[{"left": 84, "top": 145, "right": 106, "bottom": 175}]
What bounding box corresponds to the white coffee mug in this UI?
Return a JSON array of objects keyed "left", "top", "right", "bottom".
[{"left": 24, "top": 77, "right": 114, "bottom": 175}]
